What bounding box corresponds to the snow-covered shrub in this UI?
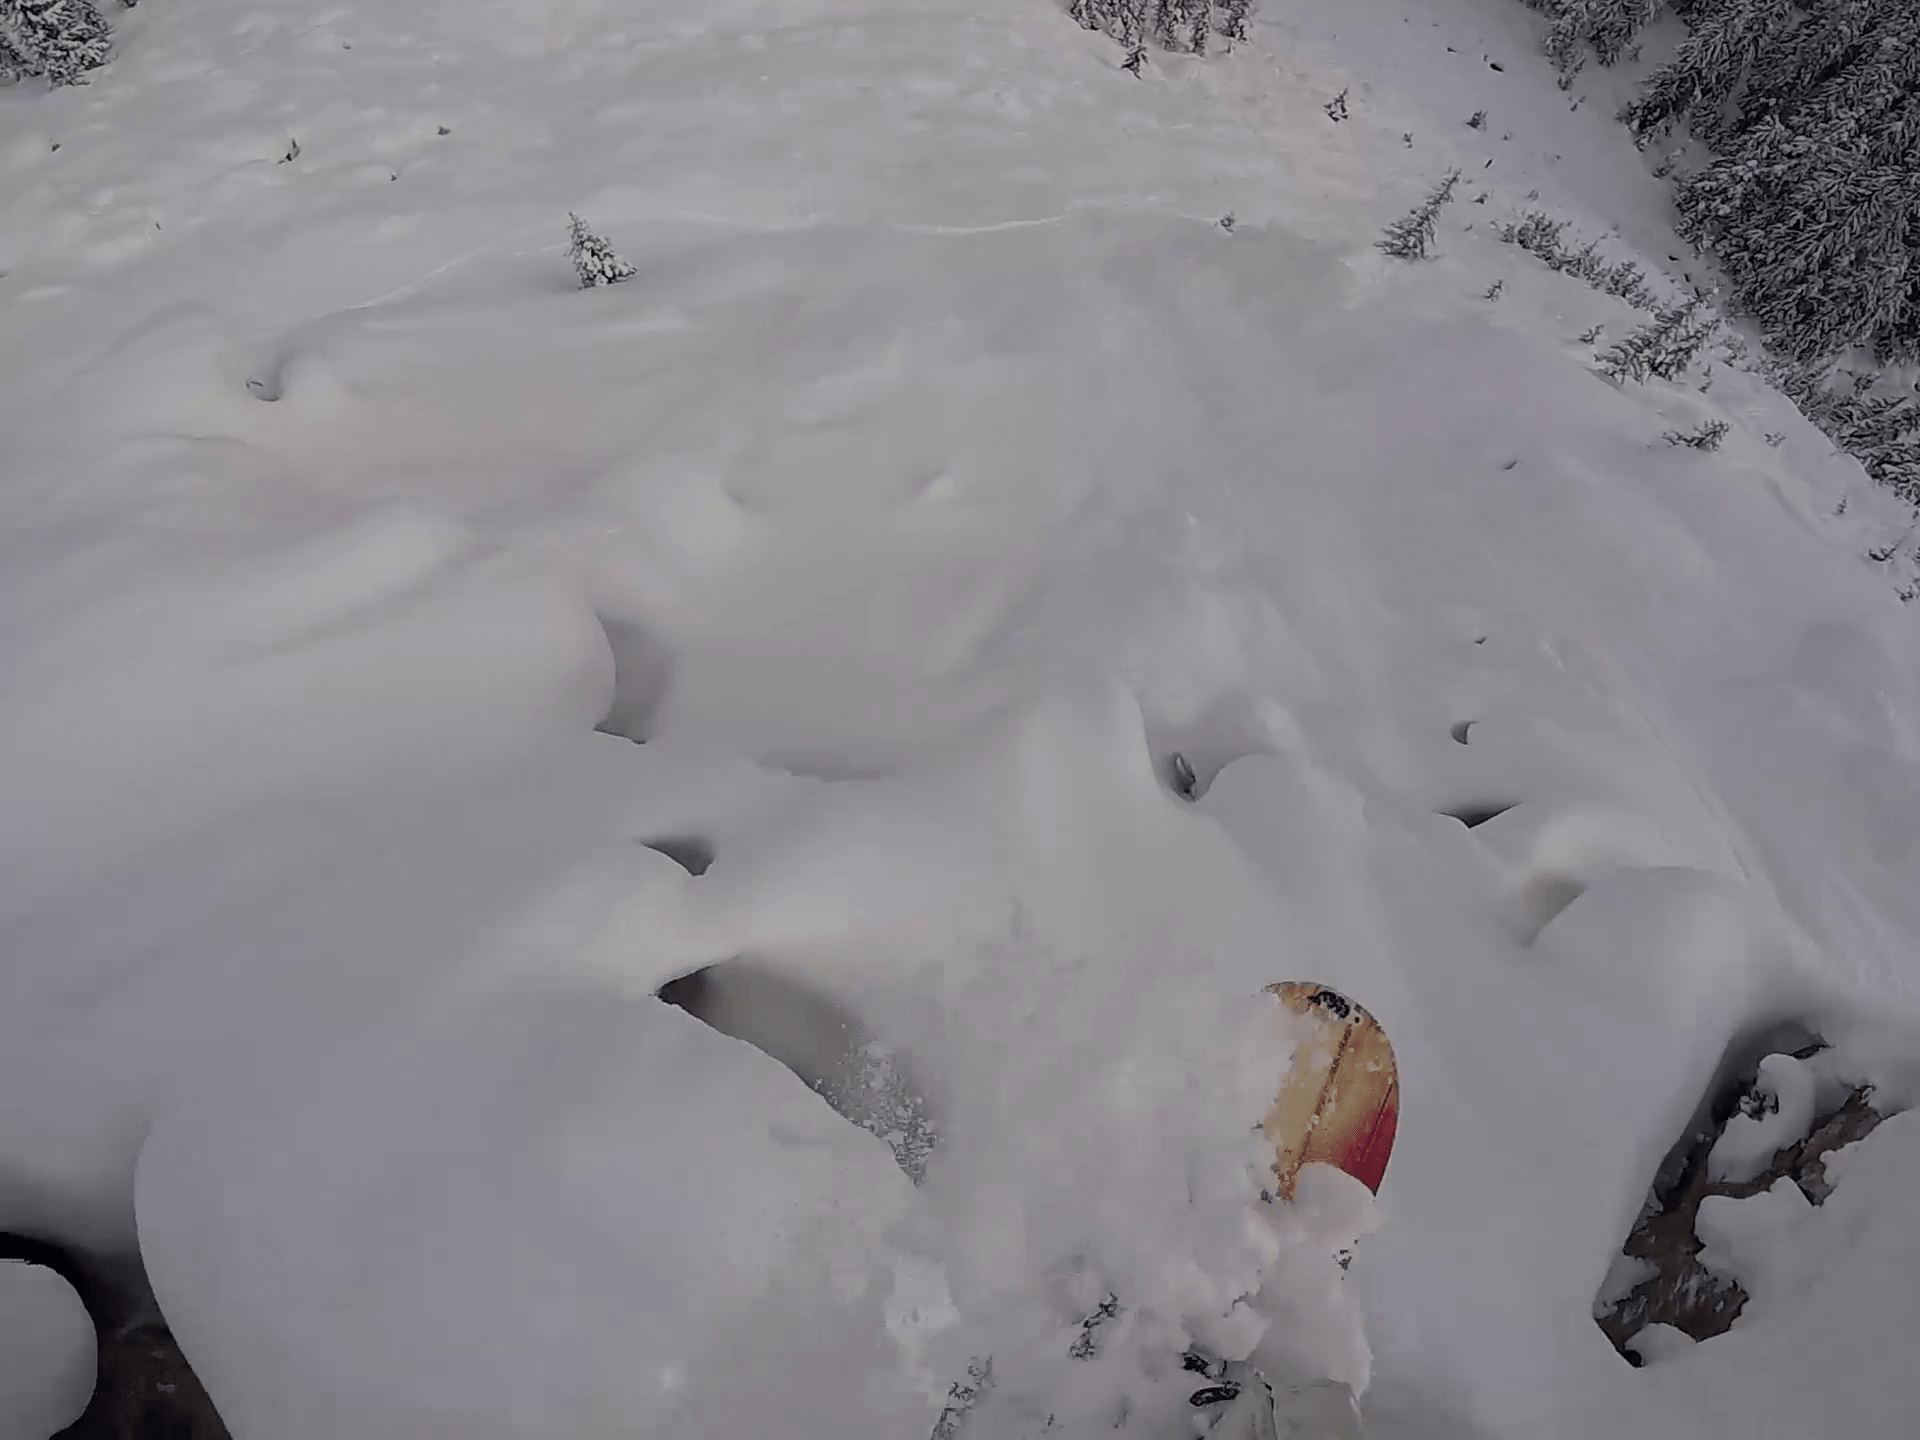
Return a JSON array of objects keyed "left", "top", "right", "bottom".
[
  {"left": 1597, "top": 299, "right": 1715, "bottom": 383},
  {"left": 0, "top": 0, "right": 114, "bottom": 87},
  {"left": 566, "top": 213, "right": 636, "bottom": 289},
  {"left": 1497, "top": 209, "right": 1659, "bottom": 309},
  {"left": 1376, "top": 171, "right": 1461, "bottom": 261},
  {"left": 1663, "top": 418, "right": 1731, "bottom": 449}
]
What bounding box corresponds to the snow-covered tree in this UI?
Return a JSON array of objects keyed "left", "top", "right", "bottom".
[
  {"left": 567, "top": 214, "right": 636, "bottom": 289},
  {"left": 1153, "top": 0, "right": 1211, "bottom": 53},
  {"left": 1618, "top": 0, "right": 1800, "bottom": 146},
  {"left": 0, "top": 0, "right": 114, "bottom": 87},
  {"left": 1624, "top": 0, "right": 1920, "bottom": 363},
  {"left": 1497, "top": 210, "right": 1662, "bottom": 306},
  {"left": 1070, "top": 1, "right": 1256, "bottom": 59},
  {"left": 1597, "top": 299, "right": 1716, "bottom": 382},
  {"left": 1213, "top": 0, "right": 1255, "bottom": 43},
  {"left": 1377, "top": 171, "right": 1462, "bottom": 261},
  {"left": 1519, "top": 0, "right": 1671, "bottom": 76},
  {"left": 1767, "top": 357, "right": 1920, "bottom": 499}
]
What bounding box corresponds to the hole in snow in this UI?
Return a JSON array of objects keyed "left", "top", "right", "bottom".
[
  {"left": 1439, "top": 800, "right": 1515, "bottom": 829},
  {"left": 596, "top": 615, "right": 674, "bottom": 744},
  {"left": 1167, "top": 752, "right": 1199, "bottom": 800},
  {"left": 639, "top": 835, "right": 713, "bottom": 876},
  {"left": 657, "top": 958, "right": 935, "bottom": 1181},
  {"left": 1450, "top": 720, "right": 1475, "bottom": 745},
  {"left": 1147, "top": 694, "right": 1272, "bottom": 804}
]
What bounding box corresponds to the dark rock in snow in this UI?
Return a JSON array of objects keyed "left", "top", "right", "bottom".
[
  {"left": 1, "top": 1232, "right": 230, "bottom": 1439},
  {"left": 56, "top": 1324, "right": 230, "bottom": 1440},
  {"left": 1595, "top": 1047, "right": 1890, "bottom": 1363}
]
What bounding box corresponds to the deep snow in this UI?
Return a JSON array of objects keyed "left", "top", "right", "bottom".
[
  {"left": 0, "top": 1258, "right": 93, "bottom": 1436},
  {"left": 4, "top": 1, "right": 1920, "bottom": 1437}
]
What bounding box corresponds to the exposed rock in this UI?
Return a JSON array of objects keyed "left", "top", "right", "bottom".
[
  {"left": 56, "top": 1323, "right": 230, "bottom": 1440},
  {"left": 1595, "top": 1045, "right": 1890, "bottom": 1364},
  {"left": 2, "top": 1232, "right": 229, "bottom": 1440}
]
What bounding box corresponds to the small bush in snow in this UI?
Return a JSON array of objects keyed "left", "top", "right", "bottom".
[
  {"left": 566, "top": 214, "right": 635, "bottom": 289},
  {"left": 1663, "top": 419, "right": 1730, "bottom": 450},
  {"left": 1377, "top": 171, "right": 1462, "bottom": 261},
  {"left": 1323, "top": 86, "right": 1349, "bottom": 121},
  {"left": 0, "top": 0, "right": 114, "bottom": 87},
  {"left": 1498, "top": 209, "right": 1659, "bottom": 310},
  {"left": 930, "top": 1357, "right": 994, "bottom": 1440},
  {"left": 1597, "top": 299, "right": 1715, "bottom": 383}
]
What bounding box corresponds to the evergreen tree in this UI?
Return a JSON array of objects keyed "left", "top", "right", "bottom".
[
  {"left": 1597, "top": 299, "right": 1715, "bottom": 381},
  {"left": 1214, "top": 0, "right": 1255, "bottom": 43},
  {"left": 1071, "top": 2, "right": 1256, "bottom": 59},
  {"left": 1153, "top": 0, "right": 1211, "bottom": 53},
  {"left": 0, "top": 0, "right": 113, "bottom": 86},
  {"left": 1637, "top": 0, "right": 1920, "bottom": 362},
  {"left": 567, "top": 214, "right": 636, "bottom": 289},
  {"left": 1521, "top": 0, "right": 1672, "bottom": 77},
  {"left": 1769, "top": 358, "right": 1920, "bottom": 498},
  {"left": 1619, "top": 0, "right": 1799, "bottom": 145},
  {"left": 1377, "top": 171, "right": 1462, "bottom": 260}
]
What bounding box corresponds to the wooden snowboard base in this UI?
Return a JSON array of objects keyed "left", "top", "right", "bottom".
[{"left": 1263, "top": 983, "right": 1398, "bottom": 1202}]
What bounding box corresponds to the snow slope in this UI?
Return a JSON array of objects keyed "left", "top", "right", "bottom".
[{"left": 4, "top": 1, "right": 1920, "bottom": 1437}]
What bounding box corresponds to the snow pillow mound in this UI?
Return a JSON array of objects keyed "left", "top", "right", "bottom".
[
  {"left": 0, "top": 1253, "right": 95, "bottom": 1436},
  {"left": 135, "top": 983, "right": 942, "bottom": 1440}
]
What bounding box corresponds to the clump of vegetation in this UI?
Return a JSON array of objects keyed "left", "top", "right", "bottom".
[
  {"left": 1597, "top": 299, "right": 1717, "bottom": 383},
  {"left": 1506, "top": 1, "right": 1920, "bottom": 515},
  {"left": 1070, "top": 0, "right": 1256, "bottom": 65},
  {"left": 1520, "top": 0, "right": 1666, "bottom": 81},
  {"left": 567, "top": 214, "right": 636, "bottom": 289},
  {"left": 1498, "top": 211, "right": 1659, "bottom": 309},
  {"left": 1664, "top": 418, "right": 1731, "bottom": 450},
  {"left": 1516, "top": 1, "right": 1920, "bottom": 368},
  {"left": 1764, "top": 360, "right": 1920, "bottom": 502},
  {"left": 1377, "top": 171, "right": 1462, "bottom": 260},
  {"left": 0, "top": 0, "right": 117, "bottom": 87}
]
